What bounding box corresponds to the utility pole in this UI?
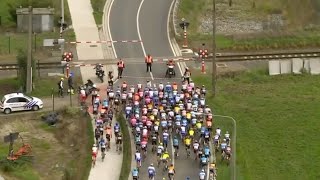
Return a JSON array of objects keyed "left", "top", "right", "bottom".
[
  {"left": 26, "top": 6, "right": 33, "bottom": 93},
  {"left": 212, "top": 0, "right": 217, "bottom": 96},
  {"left": 60, "top": 0, "right": 65, "bottom": 55}
]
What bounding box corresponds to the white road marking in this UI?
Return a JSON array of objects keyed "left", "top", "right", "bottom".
[
  {"left": 167, "top": 0, "right": 176, "bottom": 57},
  {"left": 107, "top": 0, "right": 118, "bottom": 58},
  {"left": 137, "top": 0, "right": 156, "bottom": 81},
  {"left": 137, "top": 0, "right": 147, "bottom": 57}
]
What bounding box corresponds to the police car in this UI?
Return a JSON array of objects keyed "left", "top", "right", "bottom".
[{"left": 0, "top": 93, "right": 43, "bottom": 114}]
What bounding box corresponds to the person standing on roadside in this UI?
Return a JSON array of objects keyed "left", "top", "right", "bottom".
[
  {"left": 117, "top": 59, "right": 125, "bottom": 78},
  {"left": 68, "top": 73, "right": 74, "bottom": 95},
  {"left": 58, "top": 77, "right": 64, "bottom": 97},
  {"left": 145, "top": 54, "right": 153, "bottom": 72}
]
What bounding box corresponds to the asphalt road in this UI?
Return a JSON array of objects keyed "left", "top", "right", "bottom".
[{"left": 108, "top": 0, "right": 201, "bottom": 178}]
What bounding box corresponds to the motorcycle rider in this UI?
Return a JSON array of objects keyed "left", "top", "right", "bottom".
[
  {"left": 166, "top": 59, "right": 175, "bottom": 77},
  {"left": 94, "top": 63, "right": 104, "bottom": 75}
]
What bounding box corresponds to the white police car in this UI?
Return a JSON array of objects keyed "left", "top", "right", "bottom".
[{"left": 0, "top": 93, "right": 43, "bottom": 114}]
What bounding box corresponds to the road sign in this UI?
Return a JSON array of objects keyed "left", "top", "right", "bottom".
[
  {"left": 4, "top": 132, "right": 19, "bottom": 143},
  {"left": 179, "top": 21, "right": 190, "bottom": 29}
]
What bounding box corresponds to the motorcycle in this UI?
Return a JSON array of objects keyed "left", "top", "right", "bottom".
[
  {"left": 97, "top": 70, "right": 105, "bottom": 83},
  {"left": 166, "top": 65, "right": 175, "bottom": 78}
]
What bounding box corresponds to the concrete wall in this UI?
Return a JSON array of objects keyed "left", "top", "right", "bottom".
[{"left": 17, "top": 14, "right": 54, "bottom": 33}]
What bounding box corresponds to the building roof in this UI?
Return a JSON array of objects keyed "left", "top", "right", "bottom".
[{"left": 16, "top": 8, "right": 55, "bottom": 15}]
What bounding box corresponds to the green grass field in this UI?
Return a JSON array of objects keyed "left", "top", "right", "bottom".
[
  {"left": 176, "top": 0, "right": 320, "bottom": 51},
  {"left": 193, "top": 70, "right": 320, "bottom": 179},
  {"left": 91, "top": 0, "right": 107, "bottom": 25},
  {"left": 0, "top": 0, "right": 75, "bottom": 55}
]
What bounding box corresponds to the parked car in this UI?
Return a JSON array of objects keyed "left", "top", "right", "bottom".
[{"left": 0, "top": 93, "right": 43, "bottom": 114}]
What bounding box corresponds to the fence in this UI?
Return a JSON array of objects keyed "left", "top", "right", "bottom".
[{"left": 269, "top": 58, "right": 320, "bottom": 75}]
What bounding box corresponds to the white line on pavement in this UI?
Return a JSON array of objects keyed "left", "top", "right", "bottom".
[
  {"left": 167, "top": 0, "right": 176, "bottom": 57},
  {"left": 149, "top": 72, "right": 154, "bottom": 80},
  {"left": 107, "top": 0, "right": 117, "bottom": 58},
  {"left": 136, "top": 0, "right": 147, "bottom": 57}
]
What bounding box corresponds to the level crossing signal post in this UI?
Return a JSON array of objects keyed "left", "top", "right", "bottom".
[
  {"left": 179, "top": 18, "right": 190, "bottom": 48},
  {"left": 199, "top": 43, "right": 209, "bottom": 74},
  {"left": 62, "top": 52, "right": 73, "bottom": 77}
]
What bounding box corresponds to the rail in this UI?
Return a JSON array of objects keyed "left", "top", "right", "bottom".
[{"left": 1, "top": 50, "right": 319, "bottom": 70}]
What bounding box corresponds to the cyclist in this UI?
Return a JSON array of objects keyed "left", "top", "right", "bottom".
[
  {"left": 200, "top": 154, "right": 208, "bottom": 168},
  {"left": 225, "top": 131, "right": 231, "bottom": 145},
  {"left": 105, "top": 125, "right": 112, "bottom": 142},
  {"left": 162, "top": 130, "right": 169, "bottom": 148},
  {"left": 168, "top": 163, "right": 175, "bottom": 179},
  {"left": 199, "top": 169, "right": 206, "bottom": 180},
  {"left": 135, "top": 150, "right": 142, "bottom": 167},
  {"left": 147, "top": 164, "right": 156, "bottom": 179},
  {"left": 132, "top": 168, "right": 139, "bottom": 180},
  {"left": 116, "top": 132, "right": 123, "bottom": 151},
  {"left": 135, "top": 133, "right": 141, "bottom": 149},
  {"left": 193, "top": 140, "right": 200, "bottom": 156},
  {"left": 157, "top": 143, "right": 164, "bottom": 157},
  {"left": 215, "top": 127, "right": 221, "bottom": 137},
  {"left": 220, "top": 139, "right": 228, "bottom": 153},
  {"left": 188, "top": 128, "right": 195, "bottom": 138},
  {"left": 114, "top": 123, "right": 120, "bottom": 138},
  {"left": 141, "top": 137, "right": 148, "bottom": 155},
  {"left": 92, "top": 144, "right": 98, "bottom": 165},
  {"left": 99, "top": 138, "right": 106, "bottom": 153},
  {"left": 173, "top": 136, "right": 179, "bottom": 157},
  {"left": 184, "top": 135, "right": 192, "bottom": 150},
  {"left": 209, "top": 163, "right": 217, "bottom": 178},
  {"left": 160, "top": 150, "right": 170, "bottom": 167},
  {"left": 204, "top": 145, "right": 211, "bottom": 158}
]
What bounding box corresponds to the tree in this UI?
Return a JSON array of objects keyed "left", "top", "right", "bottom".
[{"left": 16, "top": 49, "right": 35, "bottom": 92}]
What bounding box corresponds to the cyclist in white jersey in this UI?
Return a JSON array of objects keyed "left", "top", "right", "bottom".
[{"left": 216, "top": 128, "right": 221, "bottom": 137}]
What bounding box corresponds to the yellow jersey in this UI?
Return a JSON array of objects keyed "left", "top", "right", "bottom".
[
  {"left": 161, "top": 153, "right": 170, "bottom": 160},
  {"left": 189, "top": 130, "right": 195, "bottom": 136},
  {"left": 185, "top": 138, "right": 191, "bottom": 145}
]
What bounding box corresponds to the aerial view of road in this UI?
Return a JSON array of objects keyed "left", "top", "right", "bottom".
[{"left": 108, "top": 0, "right": 210, "bottom": 178}]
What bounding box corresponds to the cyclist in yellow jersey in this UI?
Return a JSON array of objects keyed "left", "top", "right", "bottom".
[
  {"left": 184, "top": 136, "right": 191, "bottom": 149},
  {"left": 196, "top": 121, "right": 202, "bottom": 130},
  {"left": 150, "top": 115, "right": 155, "bottom": 121},
  {"left": 174, "top": 106, "right": 180, "bottom": 114},
  {"left": 188, "top": 128, "right": 195, "bottom": 138},
  {"left": 186, "top": 112, "right": 191, "bottom": 119},
  {"left": 155, "top": 120, "right": 160, "bottom": 126}
]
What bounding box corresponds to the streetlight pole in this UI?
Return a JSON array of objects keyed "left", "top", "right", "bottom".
[
  {"left": 214, "top": 114, "right": 236, "bottom": 180},
  {"left": 212, "top": 0, "right": 217, "bottom": 96}
]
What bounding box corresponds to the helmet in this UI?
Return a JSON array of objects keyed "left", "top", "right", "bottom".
[
  {"left": 186, "top": 67, "right": 189, "bottom": 70},
  {"left": 143, "top": 126, "right": 147, "bottom": 129},
  {"left": 150, "top": 163, "right": 153, "bottom": 166},
  {"left": 226, "top": 131, "right": 229, "bottom": 134},
  {"left": 116, "top": 123, "right": 119, "bottom": 126},
  {"left": 194, "top": 140, "right": 198, "bottom": 143},
  {"left": 93, "top": 144, "right": 97, "bottom": 147},
  {"left": 118, "top": 132, "right": 122, "bottom": 136},
  {"left": 136, "top": 150, "right": 139, "bottom": 153},
  {"left": 60, "top": 77, "right": 64, "bottom": 80},
  {"left": 202, "top": 85, "right": 205, "bottom": 87},
  {"left": 160, "top": 143, "right": 163, "bottom": 145},
  {"left": 223, "top": 139, "right": 226, "bottom": 142},
  {"left": 97, "top": 94, "right": 100, "bottom": 97},
  {"left": 174, "top": 136, "right": 177, "bottom": 139},
  {"left": 93, "top": 84, "right": 97, "bottom": 88},
  {"left": 201, "top": 169, "right": 205, "bottom": 172},
  {"left": 123, "top": 81, "right": 126, "bottom": 84}
]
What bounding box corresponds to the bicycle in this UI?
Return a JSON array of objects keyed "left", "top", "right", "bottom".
[
  {"left": 92, "top": 156, "right": 96, "bottom": 167},
  {"left": 101, "top": 151, "right": 106, "bottom": 162}
]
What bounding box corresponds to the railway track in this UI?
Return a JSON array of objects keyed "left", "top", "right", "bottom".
[{"left": 1, "top": 50, "right": 319, "bottom": 70}]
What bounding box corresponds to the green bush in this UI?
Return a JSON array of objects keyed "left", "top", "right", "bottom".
[{"left": 116, "top": 111, "right": 132, "bottom": 180}]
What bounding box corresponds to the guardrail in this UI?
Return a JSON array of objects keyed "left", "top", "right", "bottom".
[{"left": 1, "top": 50, "right": 319, "bottom": 70}]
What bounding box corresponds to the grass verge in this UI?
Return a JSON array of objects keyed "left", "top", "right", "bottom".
[
  {"left": 116, "top": 111, "right": 132, "bottom": 180},
  {"left": 176, "top": 0, "right": 320, "bottom": 51},
  {"left": 84, "top": 111, "right": 95, "bottom": 180},
  {"left": 192, "top": 70, "right": 320, "bottom": 179},
  {"left": 0, "top": 76, "right": 80, "bottom": 98},
  {"left": 90, "top": 0, "right": 107, "bottom": 25}
]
